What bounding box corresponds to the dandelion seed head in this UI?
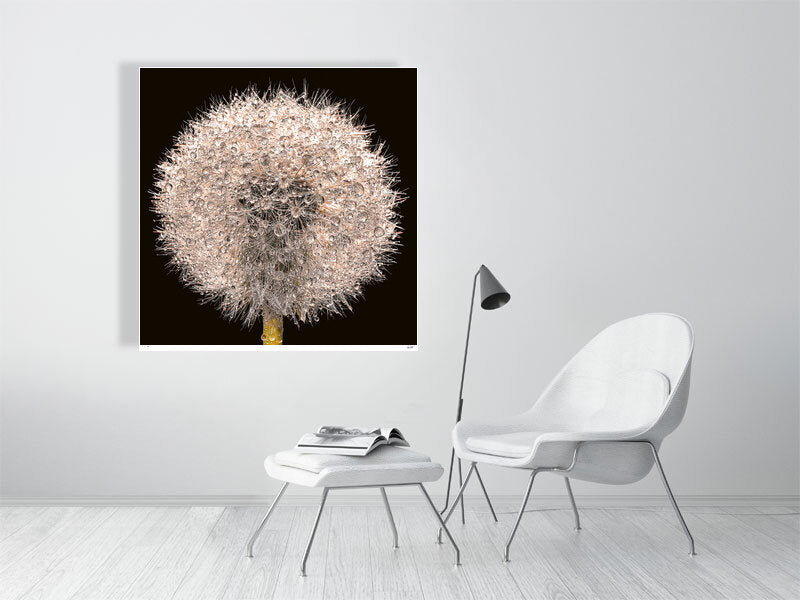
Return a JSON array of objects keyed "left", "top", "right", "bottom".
[{"left": 153, "top": 88, "right": 403, "bottom": 326}]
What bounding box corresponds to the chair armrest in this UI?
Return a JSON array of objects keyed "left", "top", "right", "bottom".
[{"left": 522, "top": 430, "right": 655, "bottom": 471}]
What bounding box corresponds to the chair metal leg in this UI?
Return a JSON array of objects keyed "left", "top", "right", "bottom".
[
  {"left": 437, "top": 462, "right": 476, "bottom": 543},
  {"left": 380, "top": 487, "right": 399, "bottom": 549},
  {"left": 504, "top": 470, "right": 538, "bottom": 562},
  {"left": 457, "top": 458, "right": 465, "bottom": 524},
  {"left": 564, "top": 477, "right": 581, "bottom": 530},
  {"left": 648, "top": 442, "right": 696, "bottom": 556},
  {"left": 300, "top": 488, "right": 329, "bottom": 576},
  {"left": 245, "top": 481, "right": 289, "bottom": 557},
  {"left": 419, "top": 484, "right": 461, "bottom": 566},
  {"left": 440, "top": 447, "right": 456, "bottom": 513},
  {"left": 474, "top": 466, "right": 498, "bottom": 522}
]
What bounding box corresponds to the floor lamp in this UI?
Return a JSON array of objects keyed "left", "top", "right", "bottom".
[{"left": 441, "top": 264, "right": 510, "bottom": 523}]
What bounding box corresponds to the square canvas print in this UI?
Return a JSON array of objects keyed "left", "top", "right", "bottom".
[{"left": 139, "top": 68, "right": 417, "bottom": 349}]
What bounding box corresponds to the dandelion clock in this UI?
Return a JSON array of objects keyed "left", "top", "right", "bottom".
[{"left": 144, "top": 70, "right": 415, "bottom": 347}]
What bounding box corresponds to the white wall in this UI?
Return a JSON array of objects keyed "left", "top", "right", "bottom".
[{"left": 1, "top": 0, "right": 797, "bottom": 500}]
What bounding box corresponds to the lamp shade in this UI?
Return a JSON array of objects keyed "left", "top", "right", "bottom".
[{"left": 478, "top": 265, "right": 510, "bottom": 310}]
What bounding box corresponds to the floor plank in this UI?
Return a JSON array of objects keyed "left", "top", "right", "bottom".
[
  {"left": 590, "top": 508, "right": 740, "bottom": 600},
  {"left": 718, "top": 507, "right": 800, "bottom": 552},
  {"left": 172, "top": 507, "right": 262, "bottom": 600},
  {"left": 536, "top": 507, "right": 642, "bottom": 599},
  {"left": 118, "top": 506, "right": 224, "bottom": 600},
  {"left": 0, "top": 508, "right": 46, "bottom": 544},
  {"left": 67, "top": 506, "right": 187, "bottom": 600},
  {"left": 454, "top": 508, "right": 525, "bottom": 600},
  {"left": 0, "top": 503, "right": 797, "bottom": 600},
  {"left": 222, "top": 505, "right": 296, "bottom": 600},
  {"left": 540, "top": 508, "right": 677, "bottom": 600},
  {"left": 0, "top": 507, "right": 116, "bottom": 600},
  {"left": 542, "top": 507, "right": 660, "bottom": 599},
  {"left": 402, "top": 500, "right": 474, "bottom": 600},
  {"left": 18, "top": 508, "right": 150, "bottom": 600},
  {"left": 324, "top": 506, "right": 373, "bottom": 600},
  {"left": 0, "top": 507, "right": 82, "bottom": 572},
  {"left": 685, "top": 510, "right": 800, "bottom": 599},
  {"left": 624, "top": 508, "right": 782, "bottom": 599},
  {"left": 267, "top": 505, "right": 330, "bottom": 600},
  {"left": 480, "top": 504, "right": 586, "bottom": 600},
  {"left": 749, "top": 507, "right": 800, "bottom": 549},
  {"left": 366, "top": 501, "right": 425, "bottom": 600},
  {"left": 753, "top": 505, "right": 800, "bottom": 515}
]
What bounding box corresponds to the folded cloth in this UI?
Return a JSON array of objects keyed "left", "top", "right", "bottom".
[{"left": 273, "top": 445, "right": 433, "bottom": 473}]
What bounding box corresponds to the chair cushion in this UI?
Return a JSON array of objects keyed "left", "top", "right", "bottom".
[
  {"left": 465, "top": 432, "right": 542, "bottom": 459},
  {"left": 273, "top": 446, "right": 434, "bottom": 473}
]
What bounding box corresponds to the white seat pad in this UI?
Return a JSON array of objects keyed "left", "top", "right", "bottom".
[
  {"left": 265, "top": 445, "right": 444, "bottom": 488},
  {"left": 274, "top": 446, "right": 434, "bottom": 473},
  {"left": 465, "top": 432, "right": 543, "bottom": 458}
]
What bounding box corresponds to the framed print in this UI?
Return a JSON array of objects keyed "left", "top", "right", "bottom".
[{"left": 139, "top": 68, "right": 417, "bottom": 350}]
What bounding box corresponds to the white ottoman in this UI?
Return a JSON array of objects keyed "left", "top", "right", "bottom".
[{"left": 245, "top": 446, "right": 461, "bottom": 575}]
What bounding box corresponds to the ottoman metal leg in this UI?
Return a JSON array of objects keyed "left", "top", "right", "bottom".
[
  {"left": 301, "top": 487, "right": 329, "bottom": 577},
  {"left": 380, "top": 487, "right": 399, "bottom": 549},
  {"left": 418, "top": 484, "right": 461, "bottom": 567},
  {"left": 246, "top": 481, "right": 289, "bottom": 557}
]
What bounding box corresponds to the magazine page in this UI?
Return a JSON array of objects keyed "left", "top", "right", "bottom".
[
  {"left": 301, "top": 426, "right": 408, "bottom": 453},
  {"left": 316, "top": 426, "right": 407, "bottom": 445},
  {"left": 380, "top": 427, "right": 409, "bottom": 446},
  {"left": 316, "top": 425, "right": 381, "bottom": 437}
]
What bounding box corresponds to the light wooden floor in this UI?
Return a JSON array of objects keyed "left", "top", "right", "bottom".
[{"left": 0, "top": 503, "right": 797, "bottom": 600}]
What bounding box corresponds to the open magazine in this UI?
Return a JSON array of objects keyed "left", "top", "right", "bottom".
[{"left": 294, "top": 426, "right": 410, "bottom": 456}]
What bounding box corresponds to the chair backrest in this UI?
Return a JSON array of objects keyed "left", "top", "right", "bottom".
[{"left": 528, "top": 313, "right": 694, "bottom": 443}]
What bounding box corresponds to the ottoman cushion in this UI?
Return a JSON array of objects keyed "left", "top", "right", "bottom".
[{"left": 265, "top": 445, "right": 444, "bottom": 488}]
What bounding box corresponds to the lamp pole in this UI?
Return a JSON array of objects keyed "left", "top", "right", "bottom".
[
  {"left": 440, "top": 267, "right": 499, "bottom": 524},
  {"left": 456, "top": 270, "right": 479, "bottom": 421}
]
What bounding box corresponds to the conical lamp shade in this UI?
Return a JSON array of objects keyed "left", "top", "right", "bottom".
[{"left": 479, "top": 265, "right": 510, "bottom": 310}]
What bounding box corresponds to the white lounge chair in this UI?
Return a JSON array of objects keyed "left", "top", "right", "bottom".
[{"left": 440, "top": 313, "right": 697, "bottom": 561}]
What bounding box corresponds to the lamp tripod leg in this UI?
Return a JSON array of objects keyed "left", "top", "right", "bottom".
[
  {"left": 419, "top": 484, "right": 461, "bottom": 567},
  {"left": 440, "top": 448, "right": 456, "bottom": 514},
  {"left": 437, "top": 463, "right": 476, "bottom": 543},
  {"left": 441, "top": 451, "right": 497, "bottom": 524},
  {"left": 457, "top": 458, "right": 465, "bottom": 524}
]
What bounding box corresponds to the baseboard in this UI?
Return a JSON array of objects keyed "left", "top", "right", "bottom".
[{"left": 1, "top": 494, "right": 798, "bottom": 507}]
